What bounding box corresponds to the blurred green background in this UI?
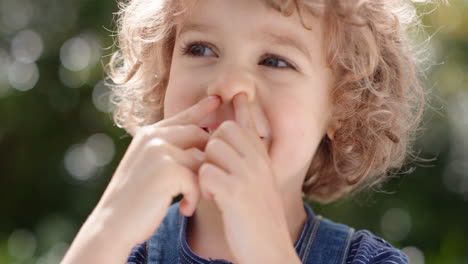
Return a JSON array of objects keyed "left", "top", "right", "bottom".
[{"left": 0, "top": 0, "right": 467, "bottom": 263}]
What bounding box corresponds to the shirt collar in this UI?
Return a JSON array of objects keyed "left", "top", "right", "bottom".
[{"left": 178, "top": 201, "right": 316, "bottom": 264}]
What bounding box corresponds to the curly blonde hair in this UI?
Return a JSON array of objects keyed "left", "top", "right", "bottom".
[{"left": 106, "top": 0, "right": 436, "bottom": 203}]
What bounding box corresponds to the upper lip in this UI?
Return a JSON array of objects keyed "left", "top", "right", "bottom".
[{"left": 200, "top": 121, "right": 264, "bottom": 139}]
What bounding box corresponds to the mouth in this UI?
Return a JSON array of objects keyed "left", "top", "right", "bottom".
[
  {"left": 201, "top": 127, "right": 264, "bottom": 140},
  {"left": 201, "top": 127, "right": 211, "bottom": 134}
]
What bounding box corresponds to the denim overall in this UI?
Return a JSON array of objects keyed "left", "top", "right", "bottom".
[{"left": 147, "top": 201, "right": 355, "bottom": 264}]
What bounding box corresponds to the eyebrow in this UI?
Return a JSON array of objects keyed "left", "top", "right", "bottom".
[
  {"left": 177, "top": 22, "right": 313, "bottom": 62},
  {"left": 255, "top": 31, "right": 313, "bottom": 62},
  {"left": 177, "top": 22, "right": 219, "bottom": 38}
]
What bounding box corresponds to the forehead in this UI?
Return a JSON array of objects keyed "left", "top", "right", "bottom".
[
  {"left": 175, "top": 0, "right": 323, "bottom": 62},
  {"left": 176, "top": 0, "right": 319, "bottom": 33}
]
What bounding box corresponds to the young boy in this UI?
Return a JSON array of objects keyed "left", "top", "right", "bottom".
[{"left": 62, "top": 0, "right": 427, "bottom": 263}]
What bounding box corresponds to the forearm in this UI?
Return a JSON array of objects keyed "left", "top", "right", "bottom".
[{"left": 61, "top": 209, "right": 134, "bottom": 264}]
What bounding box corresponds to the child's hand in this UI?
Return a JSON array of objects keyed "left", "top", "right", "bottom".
[
  {"left": 62, "top": 95, "right": 221, "bottom": 264},
  {"left": 95, "top": 95, "right": 221, "bottom": 244},
  {"left": 198, "top": 93, "right": 300, "bottom": 263}
]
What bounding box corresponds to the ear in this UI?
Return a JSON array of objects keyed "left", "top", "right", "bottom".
[{"left": 326, "top": 119, "right": 341, "bottom": 141}]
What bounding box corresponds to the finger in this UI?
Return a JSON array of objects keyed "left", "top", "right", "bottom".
[
  {"left": 179, "top": 184, "right": 200, "bottom": 217},
  {"left": 162, "top": 125, "right": 210, "bottom": 151},
  {"left": 211, "top": 121, "right": 255, "bottom": 158},
  {"left": 198, "top": 162, "right": 230, "bottom": 202},
  {"left": 170, "top": 162, "right": 201, "bottom": 217},
  {"left": 233, "top": 92, "right": 258, "bottom": 135},
  {"left": 161, "top": 95, "right": 220, "bottom": 127},
  {"left": 184, "top": 147, "right": 206, "bottom": 171},
  {"left": 160, "top": 148, "right": 202, "bottom": 217},
  {"left": 137, "top": 124, "right": 210, "bottom": 151},
  {"left": 161, "top": 142, "right": 205, "bottom": 173},
  {"left": 204, "top": 137, "right": 242, "bottom": 174}
]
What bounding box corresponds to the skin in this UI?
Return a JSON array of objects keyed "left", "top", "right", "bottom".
[{"left": 164, "top": 0, "right": 335, "bottom": 262}]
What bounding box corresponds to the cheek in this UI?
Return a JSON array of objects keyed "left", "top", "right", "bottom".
[
  {"left": 163, "top": 65, "right": 201, "bottom": 119},
  {"left": 268, "top": 92, "right": 329, "bottom": 180}
]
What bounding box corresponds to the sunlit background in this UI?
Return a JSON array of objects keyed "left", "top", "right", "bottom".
[{"left": 0, "top": 0, "right": 467, "bottom": 263}]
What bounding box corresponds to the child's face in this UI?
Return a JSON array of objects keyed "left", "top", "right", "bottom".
[{"left": 164, "top": 0, "right": 334, "bottom": 190}]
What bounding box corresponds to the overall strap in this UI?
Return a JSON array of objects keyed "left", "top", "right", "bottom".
[
  {"left": 147, "top": 202, "right": 182, "bottom": 264},
  {"left": 301, "top": 215, "right": 355, "bottom": 264}
]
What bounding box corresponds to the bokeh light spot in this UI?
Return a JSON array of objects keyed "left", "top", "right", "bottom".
[
  {"left": 380, "top": 208, "right": 412, "bottom": 242},
  {"left": 8, "top": 229, "right": 37, "bottom": 260},
  {"left": 86, "top": 133, "right": 116, "bottom": 167},
  {"left": 402, "top": 246, "right": 425, "bottom": 264},
  {"left": 92, "top": 80, "right": 115, "bottom": 113},
  {"left": 11, "top": 29, "right": 44, "bottom": 63},
  {"left": 64, "top": 133, "right": 115, "bottom": 181},
  {"left": 8, "top": 60, "right": 39, "bottom": 91},
  {"left": 64, "top": 143, "right": 97, "bottom": 181},
  {"left": 60, "top": 37, "right": 91, "bottom": 71},
  {"left": 0, "top": 0, "right": 33, "bottom": 32}
]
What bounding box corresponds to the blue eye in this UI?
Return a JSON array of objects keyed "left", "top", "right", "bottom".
[
  {"left": 181, "top": 42, "right": 216, "bottom": 57},
  {"left": 260, "top": 55, "right": 294, "bottom": 70},
  {"left": 180, "top": 41, "right": 296, "bottom": 70}
]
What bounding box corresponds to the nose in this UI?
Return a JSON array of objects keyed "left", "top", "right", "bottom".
[{"left": 206, "top": 68, "right": 256, "bottom": 105}]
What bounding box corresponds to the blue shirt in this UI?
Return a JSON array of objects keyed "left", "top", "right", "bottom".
[{"left": 126, "top": 202, "right": 408, "bottom": 264}]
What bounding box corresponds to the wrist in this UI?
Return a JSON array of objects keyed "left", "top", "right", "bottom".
[
  {"left": 62, "top": 209, "right": 134, "bottom": 264},
  {"left": 87, "top": 204, "right": 136, "bottom": 247}
]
